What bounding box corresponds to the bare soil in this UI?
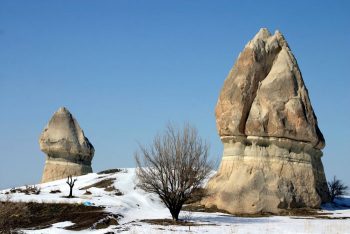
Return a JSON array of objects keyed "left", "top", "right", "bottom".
[
  {"left": 97, "top": 168, "right": 123, "bottom": 175},
  {"left": 182, "top": 204, "right": 234, "bottom": 215},
  {"left": 0, "top": 202, "right": 121, "bottom": 233},
  {"left": 183, "top": 203, "right": 350, "bottom": 219},
  {"left": 80, "top": 178, "right": 116, "bottom": 190},
  {"left": 140, "top": 218, "right": 213, "bottom": 226}
]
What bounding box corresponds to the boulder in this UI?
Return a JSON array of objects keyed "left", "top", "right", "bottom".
[
  {"left": 202, "top": 28, "right": 329, "bottom": 214},
  {"left": 39, "top": 107, "right": 94, "bottom": 183}
]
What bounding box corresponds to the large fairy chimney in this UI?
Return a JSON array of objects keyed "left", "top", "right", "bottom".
[
  {"left": 39, "top": 107, "right": 94, "bottom": 183},
  {"left": 202, "top": 28, "right": 329, "bottom": 214}
]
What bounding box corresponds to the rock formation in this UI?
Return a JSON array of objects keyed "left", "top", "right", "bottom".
[
  {"left": 202, "top": 28, "right": 329, "bottom": 214},
  {"left": 39, "top": 107, "right": 94, "bottom": 183}
]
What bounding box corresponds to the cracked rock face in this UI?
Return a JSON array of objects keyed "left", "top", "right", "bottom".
[
  {"left": 39, "top": 107, "right": 94, "bottom": 183},
  {"left": 202, "top": 28, "right": 329, "bottom": 214}
]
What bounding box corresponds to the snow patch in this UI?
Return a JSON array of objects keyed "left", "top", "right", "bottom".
[{"left": 1, "top": 168, "right": 349, "bottom": 234}]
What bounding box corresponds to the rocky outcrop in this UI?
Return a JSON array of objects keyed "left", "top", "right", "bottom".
[
  {"left": 202, "top": 28, "right": 329, "bottom": 214},
  {"left": 39, "top": 107, "right": 94, "bottom": 183}
]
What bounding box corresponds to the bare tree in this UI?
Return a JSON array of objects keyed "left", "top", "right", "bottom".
[
  {"left": 328, "top": 176, "right": 348, "bottom": 202},
  {"left": 135, "top": 123, "right": 213, "bottom": 221},
  {"left": 66, "top": 175, "right": 77, "bottom": 198}
]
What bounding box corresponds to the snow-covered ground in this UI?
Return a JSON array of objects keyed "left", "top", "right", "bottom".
[{"left": 0, "top": 168, "right": 349, "bottom": 234}]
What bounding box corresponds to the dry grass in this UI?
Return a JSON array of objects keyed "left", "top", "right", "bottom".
[
  {"left": 97, "top": 168, "right": 122, "bottom": 175},
  {"left": 182, "top": 204, "right": 234, "bottom": 215},
  {"left": 140, "top": 218, "right": 211, "bottom": 226},
  {"left": 49, "top": 189, "right": 61, "bottom": 194},
  {"left": 0, "top": 201, "right": 122, "bottom": 233},
  {"left": 9, "top": 185, "right": 41, "bottom": 195},
  {"left": 93, "top": 215, "right": 119, "bottom": 229},
  {"left": 104, "top": 186, "right": 116, "bottom": 192},
  {"left": 80, "top": 178, "right": 116, "bottom": 190},
  {"left": 83, "top": 190, "right": 92, "bottom": 195},
  {"left": 183, "top": 204, "right": 350, "bottom": 219},
  {"left": 114, "top": 190, "right": 124, "bottom": 196},
  {"left": 79, "top": 177, "right": 124, "bottom": 195}
]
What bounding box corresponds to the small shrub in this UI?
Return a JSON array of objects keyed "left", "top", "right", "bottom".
[
  {"left": 114, "top": 190, "right": 123, "bottom": 196},
  {"left": 328, "top": 176, "right": 348, "bottom": 202},
  {"left": 84, "top": 190, "right": 92, "bottom": 195},
  {"left": 9, "top": 185, "right": 41, "bottom": 195},
  {"left": 25, "top": 185, "right": 41, "bottom": 195},
  {"left": 104, "top": 186, "right": 115, "bottom": 192},
  {"left": 93, "top": 215, "right": 119, "bottom": 229},
  {"left": 97, "top": 169, "right": 122, "bottom": 175},
  {"left": 10, "top": 188, "right": 18, "bottom": 193},
  {"left": 50, "top": 189, "right": 61, "bottom": 194}
]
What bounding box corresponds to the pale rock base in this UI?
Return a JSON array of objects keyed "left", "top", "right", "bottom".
[
  {"left": 202, "top": 136, "right": 329, "bottom": 214},
  {"left": 41, "top": 158, "right": 92, "bottom": 183}
]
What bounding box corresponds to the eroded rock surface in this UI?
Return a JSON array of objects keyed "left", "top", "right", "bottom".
[
  {"left": 202, "top": 28, "right": 329, "bottom": 214},
  {"left": 39, "top": 107, "right": 94, "bottom": 183}
]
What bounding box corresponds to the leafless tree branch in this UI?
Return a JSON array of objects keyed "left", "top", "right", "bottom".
[{"left": 135, "top": 123, "right": 213, "bottom": 221}]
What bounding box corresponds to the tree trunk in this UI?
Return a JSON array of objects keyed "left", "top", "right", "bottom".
[
  {"left": 171, "top": 212, "right": 179, "bottom": 221},
  {"left": 170, "top": 206, "right": 181, "bottom": 221},
  {"left": 69, "top": 186, "right": 73, "bottom": 197}
]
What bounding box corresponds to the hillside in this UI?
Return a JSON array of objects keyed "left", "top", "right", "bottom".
[{"left": 0, "top": 168, "right": 349, "bottom": 234}]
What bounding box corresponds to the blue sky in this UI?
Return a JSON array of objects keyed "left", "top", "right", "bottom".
[{"left": 0, "top": 0, "right": 349, "bottom": 189}]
